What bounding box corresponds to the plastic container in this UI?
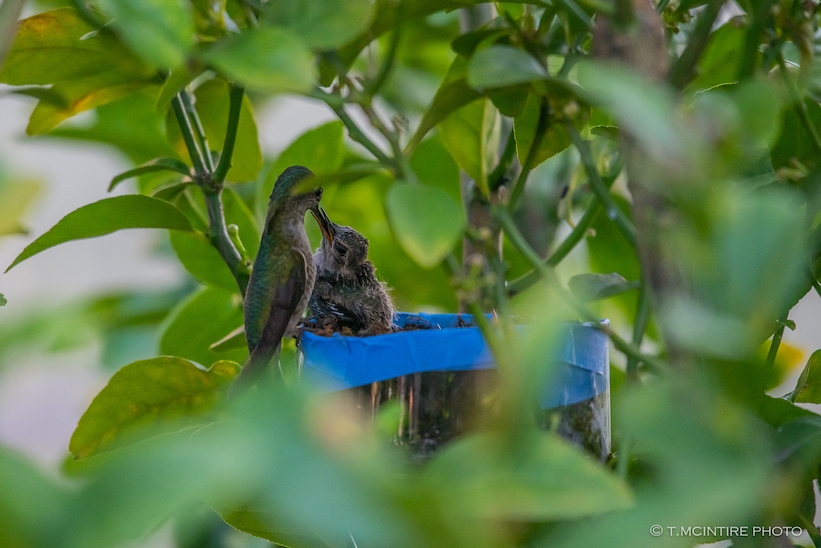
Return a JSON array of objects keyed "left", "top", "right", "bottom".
[{"left": 300, "top": 313, "right": 610, "bottom": 460}]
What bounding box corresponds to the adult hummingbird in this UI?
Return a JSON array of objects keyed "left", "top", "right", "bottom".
[
  {"left": 232, "top": 165, "right": 322, "bottom": 395},
  {"left": 308, "top": 207, "right": 394, "bottom": 336}
]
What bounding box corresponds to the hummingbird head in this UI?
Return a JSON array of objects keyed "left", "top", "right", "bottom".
[
  {"left": 268, "top": 165, "right": 323, "bottom": 216},
  {"left": 311, "top": 207, "right": 369, "bottom": 274}
]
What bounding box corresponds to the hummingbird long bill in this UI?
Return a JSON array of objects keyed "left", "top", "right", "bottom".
[
  {"left": 231, "top": 165, "right": 322, "bottom": 397},
  {"left": 308, "top": 207, "right": 394, "bottom": 336}
]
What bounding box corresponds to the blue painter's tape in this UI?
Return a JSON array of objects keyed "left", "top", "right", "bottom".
[{"left": 300, "top": 312, "right": 609, "bottom": 409}]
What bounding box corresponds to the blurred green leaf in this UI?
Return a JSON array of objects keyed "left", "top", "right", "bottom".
[
  {"left": 439, "top": 98, "right": 499, "bottom": 196},
  {"left": 467, "top": 45, "right": 547, "bottom": 89},
  {"left": 568, "top": 272, "right": 639, "bottom": 303},
  {"left": 108, "top": 157, "right": 190, "bottom": 191},
  {"left": 577, "top": 62, "right": 682, "bottom": 161},
  {"left": 217, "top": 507, "right": 331, "bottom": 548},
  {"left": 200, "top": 28, "right": 315, "bottom": 94},
  {"left": 160, "top": 286, "right": 247, "bottom": 365},
  {"left": 3, "top": 86, "right": 69, "bottom": 108},
  {"left": 792, "top": 350, "right": 821, "bottom": 403},
  {"left": 0, "top": 447, "right": 69, "bottom": 548},
  {"left": 95, "top": 0, "right": 195, "bottom": 69},
  {"left": 69, "top": 357, "right": 239, "bottom": 459},
  {"left": 408, "top": 57, "right": 481, "bottom": 152},
  {"left": 155, "top": 65, "right": 202, "bottom": 111},
  {"left": 0, "top": 294, "right": 6, "bottom": 306},
  {"left": 170, "top": 231, "right": 236, "bottom": 290},
  {"left": 262, "top": 0, "right": 374, "bottom": 50},
  {"left": 0, "top": 8, "right": 153, "bottom": 85},
  {"left": 424, "top": 432, "right": 633, "bottom": 521},
  {"left": 386, "top": 183, "right": 465, "bottom": 268},
  {"left": 6, "top": 195, "right": 192, "bottom": 272}
]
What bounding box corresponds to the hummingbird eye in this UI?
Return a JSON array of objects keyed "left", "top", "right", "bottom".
[{"left": 333, "top": 242, "right": 348, "bottom": 257}]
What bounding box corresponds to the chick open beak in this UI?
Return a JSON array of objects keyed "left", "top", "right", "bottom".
[{"left": 310, "top": 206, "right": 335, "bottom": 244}]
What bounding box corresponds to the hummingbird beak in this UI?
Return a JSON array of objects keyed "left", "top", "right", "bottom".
[{"left": 310, "top": 206, "right": 335, "bottom": 244}]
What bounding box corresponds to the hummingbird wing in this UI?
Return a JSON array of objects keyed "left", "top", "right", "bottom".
[
  {"left": 308, "top": 294, "right": 368, "bottom": 332},
  {"left": 232, "top": 250, "right": 308, "bottom": 395}
]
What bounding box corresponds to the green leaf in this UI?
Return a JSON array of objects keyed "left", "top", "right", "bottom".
[
  {"left": 424, "top": 432, "right": 633, "bottom": 521},
  {"left": 2, "top": 86, "right": 69, "bottom": 108},
  {"left": 170, "top": 231, "right": 237, "bottom": 290},
  {"left": 513, "top": 93, "right": 576, "bottom": 167},
  {"left": 223, "top": 186, "right": 261, "bottom": 259},
  {"left": 686, "top": 22, "right": 746, "bottom": 93},
  {"left": 409, "top": 135, "right": 461, "bottom": 203},
  {"left": 109, "top": 157, "right": 191, "bottom": 191},
  {"left": 407, "top": 57, "right": 482, "bottom": 152},
  {"left": 95, "top": 0, "right": 195, "bottom": 69},
  {"left": 467, "top": 45, "right": 547, "bottom": 89},
  {"left": 69, "top": 357, "right": 240, "bottom": 459},
  {"left": 6, "top": 195, "right": 192, "bottom": 272},
  {"left": 439, "top": 98, "right": 500, "bottom": 196},
  {"left": 155, "top": 65, "right": 203, "bottom": 111},
  {"left": 258, "top": 121, "right": 345, "bottom": 217},
  {"left": 48, "top": 93, "right": 177, "bottom": 163},
  {"left": 200, "top": 27, "right": 315, "bottom": 94},
  {"left": 216, "top": 507, "right": 331, "bottom": 548},
  {"left": 386, "top": 183, "right": 466, "bottom": 268},
  {"left": 262, "top": 0, "right": 374, "bottom": 50},
  {"left": 792, "top": 350, "right": 821, "bottom": 404},
  {"left": 160, "top": 286, "right": 247, "bottom": 366},
  {"left": 0, "top": 8, "right": 153, "bottom": 85},
  {"left": 0, "top": 293, "right": 6, "bottom": 306},
  {"left": 568, "top": 273, "right": 639, "bottom": 303}
]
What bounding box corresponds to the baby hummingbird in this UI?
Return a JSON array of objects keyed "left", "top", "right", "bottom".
[
  {"left": 232, "top": 165, "right": 322, "bottom": 396},
  {"left": 308, "top": 207, "right": 394, "bottom": 336}
]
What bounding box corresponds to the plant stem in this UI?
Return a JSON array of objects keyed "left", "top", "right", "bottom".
[
  {"left": 180, "top": 90, "right": 215, "bottom": 172},
  {"left": 495, "top": 205, "right": 666, "bottom": 372},
  {"left": 508, "top": 196, "right": 603, "bottom": 296},
  {"left": 765, "top": 320, "right": 786, "bottom": 369},
  {"left": 172, "top": 94, "right": 207, "bottom": 177},
  {"left": 360, "top": 102, "right": 409, "bottom": 179},
  {"left": 489, "top": 128, "right": 517, "bottom": 192},
  {"left": 172, "top": 92, "right": 247, "bottom": 295},
  {"left": 213, "top": 85, "right": 245, "bottom": 185},
  {"left": 778, "top": 52, "right": 821, "bottom": 154},
  {"left": 626, "top": 283, "right": 650, "bottom": 378},
  {"left": 668, "top": 0, "right": 725, "bottom": 89},
  {"left": 325, "top": 99, "right": 394, "bottom": 167},
  {"left": 569, "top": 126, "right": 637, "bottom": 247}
]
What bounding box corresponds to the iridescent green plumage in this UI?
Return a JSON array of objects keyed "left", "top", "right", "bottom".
[{"left": 232, "top": 166, "right": 321, "bottom": 395}]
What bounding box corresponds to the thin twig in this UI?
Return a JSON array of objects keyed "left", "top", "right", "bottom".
[
  {"left": 213, "top": 85, "right": 245, "bottom": 185},
  {"left": 626, "top": 283, "right": 650, "bottom": 378},
  {"left": 568, "top": 126, "right": 637, "bottom": 247},
  {"left": 171, "top": 94, "right": 207, "bottom": 177},
  {"left": 495, "top": 205, "right": 666, "bottom": 372},
  {"left": 778, "top": 52, "right": 821, "bottom": 154},
  {"left": 765, "top": 320, "right": 786, "bottom": 369},
  {"left": 180, "top": 90, "right": 215, "bottom": 172},
  {"left": 323, "top": 97, "right": 394, "bottom": 167},
  {"left": 668, "top": 0, "right": 725, "bottom": 89}
]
